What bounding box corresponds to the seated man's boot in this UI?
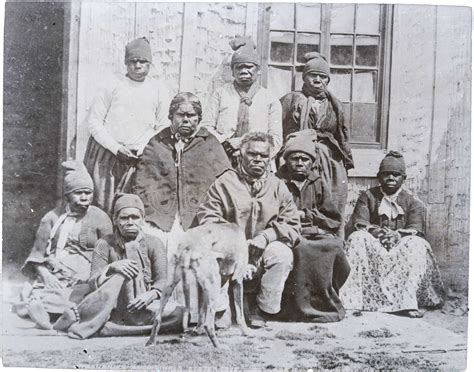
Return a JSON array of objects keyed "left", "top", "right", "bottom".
[
  {"left": 249, "top": 306, "right": 267, "bottom": 329},
  {"left": 245, "top": 293, "right": 267, "bottom": 329}
]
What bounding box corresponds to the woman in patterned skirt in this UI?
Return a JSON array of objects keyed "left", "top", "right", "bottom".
[{"left": 340, "top": 151, "right": 445, "bottom": 317}]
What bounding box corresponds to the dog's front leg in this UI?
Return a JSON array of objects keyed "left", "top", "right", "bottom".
[
  {"left": 232, "top": 278, "right": 251, "bottom": 336},
  {"left": 182, "top": 268, "right": 191, "bottom": 333},
  {"left": 146, "top": 291, "right": 167, "bottom": 347},
  {"left": 193, "top": 257, "right": 220, "bottom": 348},
  {"left": 191, "top": 284, "right": 206, "bottom": 335},
  {"left": 146, "top": 264, "right": 182, "bottom": 346}
]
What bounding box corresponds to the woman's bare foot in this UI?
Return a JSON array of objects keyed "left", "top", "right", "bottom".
[
  {"left": 392, "top": 309, "right": 425, "bottom": 318},
  {"left": 406, "top": 310, "right": 425, "bottom": 318}
]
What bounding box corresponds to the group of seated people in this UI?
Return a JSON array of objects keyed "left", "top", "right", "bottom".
[{"left": 13, "top": 36, "right": 446, "bottom": 339}]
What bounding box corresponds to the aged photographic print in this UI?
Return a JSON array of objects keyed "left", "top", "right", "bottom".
[{"left": 2, "top": 1, "right": 471, "bottom": 370}]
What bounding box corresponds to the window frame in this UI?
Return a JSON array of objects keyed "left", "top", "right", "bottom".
[{"left": 258, "top": 3, "right": 393, "bottom": 150}]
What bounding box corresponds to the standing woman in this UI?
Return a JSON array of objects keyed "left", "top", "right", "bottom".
[
  {"left": 84, "top": 37, "right": 168, "bottom": 214},
  {"left": 281, "top": 52, "right": 354, "bottom": 236}
]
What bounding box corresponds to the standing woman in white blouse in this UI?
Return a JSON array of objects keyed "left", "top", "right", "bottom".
[{"left": 84, "top": 37, "right": 168, "bottom": 214}]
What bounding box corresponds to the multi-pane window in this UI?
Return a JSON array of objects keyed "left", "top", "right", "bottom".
[{"left": 261, "top": 3, "right": 392, "bottom": 148}]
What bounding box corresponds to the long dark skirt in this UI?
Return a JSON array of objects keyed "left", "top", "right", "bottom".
[
  {"left": 281, "top": 236, "right": 350, "bottom": 323},
  {"left": 316, "top": 142, "right": 348, "bottom": 239},
  {"left": 83, "top": 136, "right": 130, "bottom": 215}
]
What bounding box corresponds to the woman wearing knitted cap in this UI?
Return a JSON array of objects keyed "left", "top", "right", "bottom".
[
  {"left": 281, "top": 52, "right": 354, "bottom": 237},
  {"left": 340, "top": 151, "right": 445, "bottom": 317},
  {"left": 84, "top": 37, "right": 169, "bottom": 214},
  {"left": 201, "top": 36, "right": 283, "bottom": 164},
  {"left": 53, "top": 193, "right": 185, "bottom": 338},
  {"left": 13, "top": 161, "right": 112, "bottom": 329},
  {"left": 276, "top": 135, "right": 350, "bottom": 323}
]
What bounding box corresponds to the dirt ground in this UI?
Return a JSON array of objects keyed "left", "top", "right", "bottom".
[{"left": 1, "top": 278, "right": 469, "bottom": 370}]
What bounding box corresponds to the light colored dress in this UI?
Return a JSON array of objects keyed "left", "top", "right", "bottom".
[{"left": 340, "top": 187, "right": 445, "bottom": 312}]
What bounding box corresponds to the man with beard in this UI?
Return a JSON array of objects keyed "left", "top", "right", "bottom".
[
  {"left": 14, "top": 161, "right": 112, "bottom": 329},
  {"left": 340, "top": 152, "right": 445, "bottom": 317},
  {"left": 280, "top": 53, "right": 354, "bottom": 237},
  {"left": 197, "top": 132, "right": 301, "bottom": 328},
  {"left": 53, "top": 194, "right": 185, "bottom": 338},
  {"left": 276, "top": 135, "right": 350, "bottom": 323},
  {"left": 201, "top": 36, "right": 282, "bottom": 163}
]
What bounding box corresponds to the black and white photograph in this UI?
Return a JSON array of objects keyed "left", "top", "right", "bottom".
[{"left": 2, "top": 1, "right": 471, "bottom": 369}]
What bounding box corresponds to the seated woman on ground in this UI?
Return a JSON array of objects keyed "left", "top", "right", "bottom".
[
  {"left": 339, "top": 151, "right": 445, "bottom": 318},
  {"left": 53, "top": 194, "right": 185, "bottom": 339},
  {"left": 13, "top": 161, "right": 112, "bottom": 329}
]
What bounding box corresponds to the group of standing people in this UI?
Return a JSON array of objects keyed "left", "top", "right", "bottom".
[{"left": 14, "top": 36, "right": 445, "bottom": 338}]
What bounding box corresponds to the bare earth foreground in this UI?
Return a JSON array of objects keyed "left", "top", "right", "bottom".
[{"left": 1, "top": 279, "right": 468, "bottom": 370}]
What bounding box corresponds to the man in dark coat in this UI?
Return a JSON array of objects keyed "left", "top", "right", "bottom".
[{"left": 277, "top": 136, "right": 350, "bottom": 322}]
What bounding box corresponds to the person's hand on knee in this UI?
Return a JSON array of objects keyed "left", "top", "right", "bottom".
[
  {"left": 127, "top": 290, "right": 157, "bottom": 313},
  {"left": 108, "top": 259, "right": 140, "bottom": 280},
  {"left": 35, "top": 264, "right": 63, "bottom": 289}
]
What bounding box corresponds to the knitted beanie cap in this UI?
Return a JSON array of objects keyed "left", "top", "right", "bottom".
[
  {"left": 378, "top": 151, "right": 406, "bottom": 176},
  {"left": 113, "top": 193, "right": 145, "bottom": 217},
  {"left": 283, "top": 132, "right": 317, "bottom": 161},
  {"left": 62, "top": 160, "right": 94, "bottom": 195},
  {"left": 230, "top": 36, "right": 260, "bottom": 67},
  {"left": 125, "top": 37, "right": 152, "bottom": 63},
  {"left": 303, "top": 52, "right": 330, "bottom": 78}
]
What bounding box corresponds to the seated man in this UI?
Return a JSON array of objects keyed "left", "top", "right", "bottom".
[
  {"left": 197, "top": 132, "right": 301, "bottom": 328},
  {"left": 14, "top": 161, "right": 112, "bottom": 329},
  {"left": 277, "top": 136, "right": 350, "bottom": 322},
  {"left": 53, "top": 194, "right": 185, "bottom": 338},
  {"left": 340, "top": 151, "right": 445, "bottom": 317}
]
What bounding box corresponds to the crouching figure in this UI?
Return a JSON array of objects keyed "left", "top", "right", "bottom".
[{"left": 53, "top": 193, "right": 185, "bottom": 338}]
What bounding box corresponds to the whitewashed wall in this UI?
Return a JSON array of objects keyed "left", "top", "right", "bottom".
[
  {"left": 66, "top": 3, "right": 471, "bottom": 291},
  {"left": 71, "top": 2, "right": 259, "bottom": 159}
]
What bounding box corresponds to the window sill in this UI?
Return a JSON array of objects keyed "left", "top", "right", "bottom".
[{"left": 348, "top": 148, "right": 387, "bottom": 178}]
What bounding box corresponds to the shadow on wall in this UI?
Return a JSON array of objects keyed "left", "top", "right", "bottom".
[{"left": 3, "top": 2, "right": 65, "bottom": 271}]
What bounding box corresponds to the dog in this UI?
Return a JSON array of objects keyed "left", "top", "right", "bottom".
[{"left": 146, "top": 223, "right": 253, "bottom": 348}]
